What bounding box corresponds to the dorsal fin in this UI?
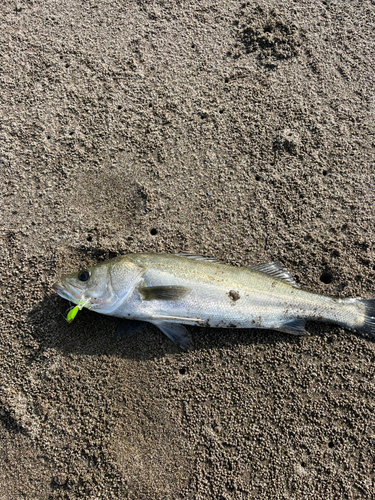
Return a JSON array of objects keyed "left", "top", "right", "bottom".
[
  {"left": 175, "top": 254, "right": 299, "bottom": 287},
  {"left": 174, "top": 253, "right": 219, "bottom": 262},
  {"left": 249, "top": 262, "right": 300, "bottom": 288}
]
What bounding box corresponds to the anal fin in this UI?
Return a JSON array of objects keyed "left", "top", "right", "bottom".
[{"left": 274, "top": 319, "right": 307, "bottom": 336}]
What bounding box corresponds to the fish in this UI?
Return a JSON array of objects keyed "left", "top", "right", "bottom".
[{"left": 52, "top": 253, "right": 375, "bottom": 348}]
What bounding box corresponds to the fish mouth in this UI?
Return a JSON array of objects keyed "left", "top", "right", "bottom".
[{"left": 52, "top": 280, "right": 84, "bottom": 304}]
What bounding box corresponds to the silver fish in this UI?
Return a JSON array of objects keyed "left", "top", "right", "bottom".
[{"left": 52, "top": 253, "right": 375, "bottom": 348}]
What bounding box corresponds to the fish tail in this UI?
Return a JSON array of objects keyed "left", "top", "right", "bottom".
[
  {"left": 357, "top": 298, "right": 375, "bottom": 338},
  {"left": 341, "top": 297, "right": 375, "bottom": 338}
]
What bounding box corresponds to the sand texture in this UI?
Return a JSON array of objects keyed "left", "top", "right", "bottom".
[{"left": 1, "top": 0, "right": 375, "bottom": 498}]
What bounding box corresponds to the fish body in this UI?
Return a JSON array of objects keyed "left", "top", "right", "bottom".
[{"left": 53, "top": 253, "right": 375, "bottom": 348}]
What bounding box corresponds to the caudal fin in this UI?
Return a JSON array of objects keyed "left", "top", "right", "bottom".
[{"left": 352, "top": 298, "right": 375, "bottom": 338}]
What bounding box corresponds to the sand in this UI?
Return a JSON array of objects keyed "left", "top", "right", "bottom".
[{"left": 1, "top": 0, "right": 374, "bottom": 498}]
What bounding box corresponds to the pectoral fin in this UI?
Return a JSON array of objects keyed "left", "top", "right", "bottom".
[
  {"left": 139, "top": 285, "right": 190, "bottom": 301},
  {"left": 151, "top": 321, "right": 191, "bottom": 349}
]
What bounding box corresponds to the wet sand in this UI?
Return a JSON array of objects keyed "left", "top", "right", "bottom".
[{"left": 1, "top": 0, "right": 374, "bottom": 498}]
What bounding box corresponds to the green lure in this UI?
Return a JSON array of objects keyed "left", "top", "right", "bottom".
[
  {"left": 67, "top": 306, "right": 80, "bottom": 323},
  {"left": 66, "top": 299, "right": 90, "bottom": 323}
]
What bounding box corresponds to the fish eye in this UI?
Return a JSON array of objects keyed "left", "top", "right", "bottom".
[{"left": 78, "top": 269, "right": 91, "bottom": 282}]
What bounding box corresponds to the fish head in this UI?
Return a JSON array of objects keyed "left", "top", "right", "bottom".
[{"left": 52, "top": 257, "right": 145, "bottom": 314}]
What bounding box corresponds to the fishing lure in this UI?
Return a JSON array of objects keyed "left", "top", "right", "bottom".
[{"left": 66, "top": 299, "right": 91, "bottom": 323}]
